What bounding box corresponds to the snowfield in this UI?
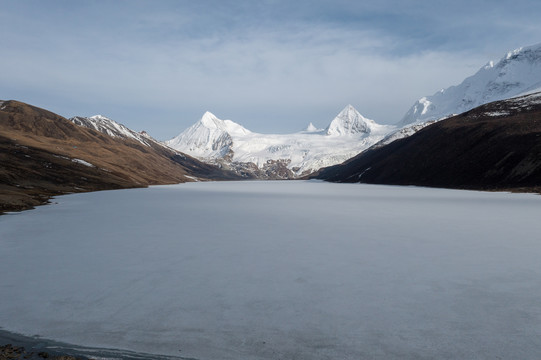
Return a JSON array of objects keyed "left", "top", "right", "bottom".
[{"left": 1, "top": 181, "right": 541, "bottom": 359}]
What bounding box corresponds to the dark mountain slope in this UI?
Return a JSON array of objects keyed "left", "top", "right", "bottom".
[
  {"left": 313, "top": 93, "right": 541, "bottom": 193},
  {"left": 0, "top": 100, "right": 241, "bottom": 213}
]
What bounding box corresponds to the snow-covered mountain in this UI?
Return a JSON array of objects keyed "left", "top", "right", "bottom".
[
  {"left": 70, "top": 115, "right": 159, "bottom": 147},
  {"left": 325, "top": 104, "right": 378, "bottom": 135},
  {"left": 166, "top": 105, "right": 395, "bottom": 178},
  {"left": 165, "top": 111, "right": 251, "bottom": 160},
  {"left": 400, "top": 43, "right": 541, "bottom": 126}
]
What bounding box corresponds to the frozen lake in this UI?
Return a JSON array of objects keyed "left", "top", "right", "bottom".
[{"left": 1, "top": 181, "right": 541, "bottom": 359}]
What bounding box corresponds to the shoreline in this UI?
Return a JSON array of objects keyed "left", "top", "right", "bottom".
[
  {"left": 2, "top": 180, "right": 539, "bottom": 217},
  {"left": 0, "top": 330, "right": 189, "bottom": 360}
]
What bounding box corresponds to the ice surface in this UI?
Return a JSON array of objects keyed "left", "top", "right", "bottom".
[{"left": 1, "top": 181, "right": 541, "bottom": 360}]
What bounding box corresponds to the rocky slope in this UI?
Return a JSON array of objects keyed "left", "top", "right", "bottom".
[
  {"left": 166, "top": 105, "right": 395, "bottom": 178},
  {"left": 0, "top": 100, "right": 240, "bottom": 213},
  {"left": 313, "top": 92, "right": 541, "bottom": 193}
]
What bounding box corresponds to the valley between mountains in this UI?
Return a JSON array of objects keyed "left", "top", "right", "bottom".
[{"left": 2, "top": 43, "right": 541, "bottom": 213}]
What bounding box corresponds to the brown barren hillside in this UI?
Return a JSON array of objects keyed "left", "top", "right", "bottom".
[
  {"left": 0, "top": 100, "right": 241, "bottom": 213},
  {"left": 313, "top": 92, "right": 541, "bottom": 193}
]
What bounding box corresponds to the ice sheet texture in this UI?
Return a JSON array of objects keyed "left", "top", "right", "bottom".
[{"left": 1, "top": 181, "right": 541, "bottom": 359}]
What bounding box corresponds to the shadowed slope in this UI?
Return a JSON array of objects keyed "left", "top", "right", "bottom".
[{"left": 313, "top": 93, "right": 541, "bottom": 193}]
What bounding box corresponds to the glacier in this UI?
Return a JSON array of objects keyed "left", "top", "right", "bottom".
[
  {"left": 166, "top": 105, "right": 395, "bottom": 177},
  {"left": 1, "top": 181, "right": 541, "bottom": 360}
]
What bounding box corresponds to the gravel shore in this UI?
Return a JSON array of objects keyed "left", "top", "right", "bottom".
[{"left": 0, "top": 330, "right": 187, "bottom": 360}]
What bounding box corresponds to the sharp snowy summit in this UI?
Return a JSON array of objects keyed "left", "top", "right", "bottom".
[
  {"left": 400, "top": 43, "right": 541, "bottom": 125},
  {"left": 166, "top": 105, "right": 395, "bottom": 178},
  {"left": 325, "top": 104, "right": 379, "bottom": 136},
  {"left": 165, "top": 111, "right": 250, "bottom": 160}
]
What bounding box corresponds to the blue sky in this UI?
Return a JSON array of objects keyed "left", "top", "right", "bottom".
[{"left": 2, "top": 0, "right": 541, "bottom": 139}]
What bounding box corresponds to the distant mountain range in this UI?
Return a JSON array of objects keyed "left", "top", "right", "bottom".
[
  {"left": 165, "top": 105, "right": 395, "bottom": 178},
  {"left": 2, "top": 42, "right": 541, "bottom": 212},
  {"left": 165, "top": 43, "right": 541, "bottom": 179}
]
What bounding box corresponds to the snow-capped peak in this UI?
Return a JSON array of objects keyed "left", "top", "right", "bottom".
[
  {"left": 89, "top": 114, "right": 111, "bottom": 122},
  {"left": 325, "top": 105, "right": 376, "bottom": 136},
  {"left": 199, "top": 111, "right": 223, "bottom": 129},
  {"left": 195, "top": 111, "right": 251, "bottom": 136},
  {"left": 165, "top": 112, "right": 250, "bottom": 159},
  {"left": 70, "top": 114, "right": 159, "bottom": 147},
  {"left": 399, "top": 42, "right": 541, "bottom": 126},
  {"left": 304, "top": 122, "right": 320, "bottom": 132}
]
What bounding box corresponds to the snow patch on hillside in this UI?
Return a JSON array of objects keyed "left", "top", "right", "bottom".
[{"left": 72, "top": 158, "right": 94, "bottom": 167}]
